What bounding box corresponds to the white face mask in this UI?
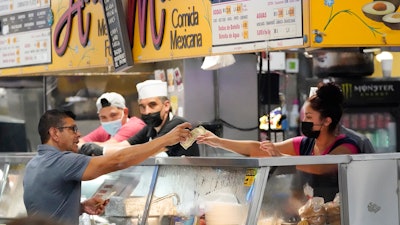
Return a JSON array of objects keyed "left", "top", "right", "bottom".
[{"left": 101, "top": 112, "right": 124, "bottom": 136}]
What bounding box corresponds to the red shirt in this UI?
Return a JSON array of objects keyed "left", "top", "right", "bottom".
[{"left": 292, "top": 134, "right": 359, "bottom": 155}]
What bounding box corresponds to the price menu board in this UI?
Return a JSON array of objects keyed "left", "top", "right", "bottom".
[
  {"left": 211, "top": 0, "right": 304, "bottom": 53},
  {"left": 101, "top": 0, "right": 133, "bottom": 72},
  {"left": 0, "top": 1, "right": 51, "bottom": 69}
]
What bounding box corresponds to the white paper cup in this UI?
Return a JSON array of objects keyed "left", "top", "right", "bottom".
[{"left": 381, "top": 59, "right": 393, "bottom": 78}]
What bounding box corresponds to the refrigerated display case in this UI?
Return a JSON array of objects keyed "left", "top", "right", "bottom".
[
  {"left": 339, "top": 78, "right": 400, "bottom": 153},
  {"left": 341, "top": 109, "right": 397, "bottom": 153},
  {"left": 1, "top": 153, "right": 400, "bottom": 225}
]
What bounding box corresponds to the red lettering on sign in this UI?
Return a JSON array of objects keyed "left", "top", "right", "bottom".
[
  {"left": 126, "top": 0, "right": 166, "bottom": 50},
  {"left": 53, "top": 0, "right": 98, "bottom": 56}
]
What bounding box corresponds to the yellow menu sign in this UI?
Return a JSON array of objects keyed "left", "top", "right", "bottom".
[
  {"left": 0, "top": 0, "right": 113, "bottom": 76},
  {"left": 309, "top": 0, "right": 400, "bottom": 47},
  {"left": 130, "top": 0, "right": 212, "bottom": 63}
]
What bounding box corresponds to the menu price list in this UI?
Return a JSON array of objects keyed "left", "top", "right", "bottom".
[
  {"left": 211, "top": 0, "right": 303, "bottom": 53},
  {"left": 0, "top": 0, "right": 50, "bottom": 16},
  {"left": 0, "top": 3, "right": 51, "bottom": 69},
  {"left": 0, "top": 29, "right": 51, "bottom": 68},
  {"left": 101, "top": 0, "right": 133, "bottom": 72}
]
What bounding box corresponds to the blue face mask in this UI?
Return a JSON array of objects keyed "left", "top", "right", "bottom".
[{"left": 101, "top": 112, "right": 123, "bottom": 136}]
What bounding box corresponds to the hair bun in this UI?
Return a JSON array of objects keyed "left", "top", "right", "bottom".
[{"left": 316, "top": 82, "right": 344, "bottom": 105}]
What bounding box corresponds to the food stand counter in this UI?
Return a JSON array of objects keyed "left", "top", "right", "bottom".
[{"left": 1, "top": 153, "right": 400, "bottom": 225}]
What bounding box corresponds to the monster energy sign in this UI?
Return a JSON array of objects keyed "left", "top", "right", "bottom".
[{"left": 341, "top": 81, "right": 400, "bottom": 105}]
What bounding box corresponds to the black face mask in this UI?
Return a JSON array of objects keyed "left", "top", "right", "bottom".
[
  {"left": 141, "top": 111, "right": 163, "bottom": 127},
  {"left": 301, "top": 121, "right": 322, "bottom": 139}
]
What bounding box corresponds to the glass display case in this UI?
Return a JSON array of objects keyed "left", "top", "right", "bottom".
[
  {"left": 1, "top": 153, "right": 400, "bottom": 225},
  {"left": 0, "top": 153, "right": 31, "bottom": 224}
]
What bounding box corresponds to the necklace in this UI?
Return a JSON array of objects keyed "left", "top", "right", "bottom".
[{"left": 314, "top": 137, "right": 337, "bottom": 155}]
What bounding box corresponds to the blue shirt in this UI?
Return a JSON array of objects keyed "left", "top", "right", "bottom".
[{"left": 23, "top": 144, "right": 90, "bottom": 225}]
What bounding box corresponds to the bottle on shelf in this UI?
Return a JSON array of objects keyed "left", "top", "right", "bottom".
[
  {"left": 288, "top": 99, "right": 300, "bottom": 137},
  {"left": 374, "top": 113, "right": 389, "bottom": 153},
  {"left": 281, "top": 103, "right": 288, "bottom": 131},
  {"left": 385, "top": 113, "right": 396, "bottom": 152}
]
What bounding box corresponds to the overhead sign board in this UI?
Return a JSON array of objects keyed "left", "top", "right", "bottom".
[
  {"left": 0, "top": 1, "right": 51, "bottom": 69},
  {"left": 129, "top": 0, "right": 308, "bottom": 63},
  {"left": 101, "top": 0, "right": 133, "bottom": 72},
  {"left": 128, "top": 0, "right": 213, "bottom": 63},
  {"left": 211, "top": 0, "right": 305, "bottom": 53},
  {"left": 0, "top": 0, "right": 113, "bottom": 76},
  {"left": 309, "top": 0, "right": 400, "bottom": 47},
  {"left": 339, "top": 79, "right": 400, "bottom": 105}
]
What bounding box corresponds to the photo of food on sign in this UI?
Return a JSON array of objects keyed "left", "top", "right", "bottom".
[
  {"left": 362, "top": 0, "right": 400, "bottom": 29},
  {"left": 311, "top": 0, "right": 400, "bottom": 45}
]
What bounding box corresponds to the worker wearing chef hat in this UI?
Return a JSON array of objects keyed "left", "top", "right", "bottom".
[
  {"left": 136, "top": 79, "right": 168, "bottom": 100},
  {"left": 128, "top": 79, "right": 199, "bottom": 156},
  {"left": 79, "top": 79, "right": 200, "bottom": 157}
]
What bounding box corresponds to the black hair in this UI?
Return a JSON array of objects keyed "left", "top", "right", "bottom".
[
  {"left": 159, "top": 96, "right": 173, "bottom": 112},
  {"left": 38, "top": 109, "right": 76, "bottom": 144},
  {"left": 308, "top": 82, "right": 344, "bottom": 133}
]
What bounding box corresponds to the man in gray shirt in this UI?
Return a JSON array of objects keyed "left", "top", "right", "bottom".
[{"left": 23, "top": 109, "right": 191, "bottom": 225}]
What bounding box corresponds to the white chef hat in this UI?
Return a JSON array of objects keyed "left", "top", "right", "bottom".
[
  {"left": 96, "top": 92, "right": 126, "bottom": 113},
  {"left": 136, "top": 80, "right": 168, "bottom": 100}
]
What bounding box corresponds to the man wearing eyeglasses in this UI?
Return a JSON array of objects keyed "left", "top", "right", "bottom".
[
  {"left": 79, "top": 92, "right": 145, "bottom": 146},
  {"left": 23, "top": 109, "right": 192, "bottom": 225}
]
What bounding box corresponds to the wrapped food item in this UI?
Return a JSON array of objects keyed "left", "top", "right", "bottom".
[
  {"left": 324, "top": 193, "right": 341, "bottom": 225},
  {"left": 298, "top": 197, "right": 326, "bottom": 225},
  {"left": 297, "top": 184, "right": 326, "bottom": 225}
]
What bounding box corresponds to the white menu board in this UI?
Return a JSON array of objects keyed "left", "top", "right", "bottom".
[
  {"left": 211, "top": 0, "right": 303, "bottom": 53},
  {"left": 0, "top": 0, "right": 51, "bottom": 69}
]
